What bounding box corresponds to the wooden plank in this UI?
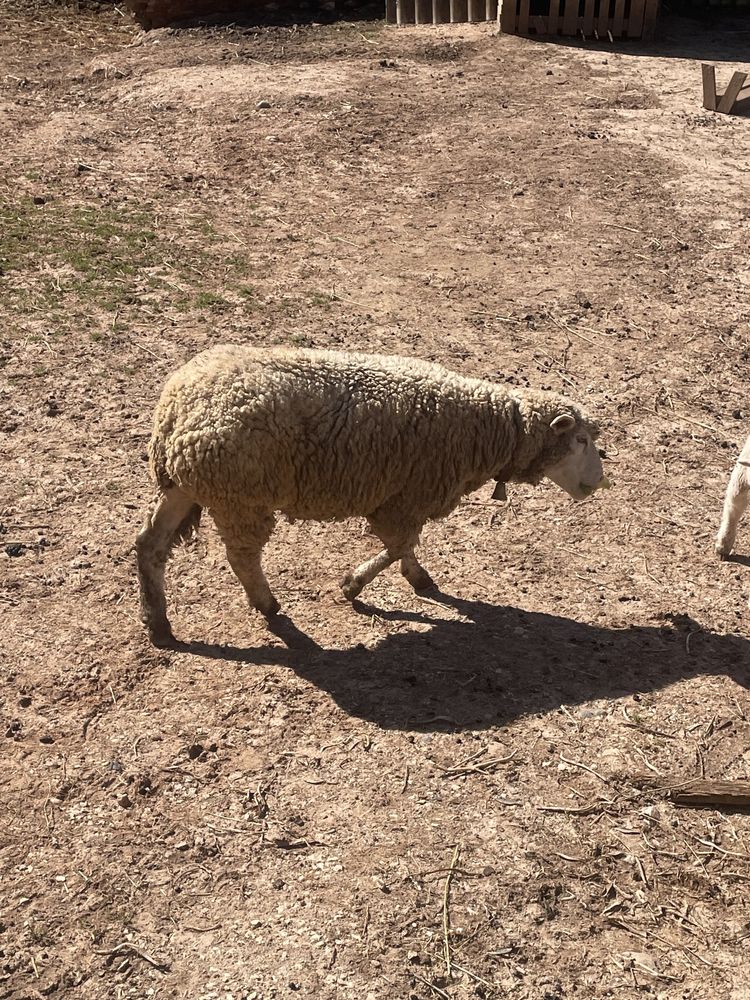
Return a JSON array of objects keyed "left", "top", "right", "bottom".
[
  {"left": 467, "top": 0, "right": 484, "bottom": 19},
  {"left": 702, "top": 64, "right": 717, "bottom": 111},
  {"left": 396, "top": 0, "right": 415, "bottom": 23},
  {"left": 597, "top": 0, "right": 610, "bottom": 37},
  {"left": 533, "top": 13, "right": 547, "bottom": 31},
  {"left": 547, "top": 0, "right": 561, "bottom": 34},
  {"left": 385, "top": 0, "right": 397, "bottom": 21},
  {"left": 582, "top": 0, "right": 595, "bottom": 36},
  {"left": 562, "top": 0, "right": 578, "bottom": 36},
  {"left": 432, "top": 0, "right": 450, "bottom": 18},
  {"left": 517, "top": 0, "right": 530, "bottom": 32},
  {"left": 499, "top": 0, "right": 517, "bottom": 30},
  {"left": 641, "top": 0, "right": 659, "bottom": 38},
  {"left": 450, "top": 0, "right": 468, "bottom": 19},
  {"left": 485, "top": 0, "right": 498, "bottom": 20},
  {"left": 718, "top": 71, "right": 748, "bottom": 113},
  {"left": 414, "top": 0, "right": 431, "bottom": 21},
  {"left": 611, "top": 0, "right": 625, "bottom": 36},
  {"left": 626, "top": 0, "right": 646, "bottom": 37}
]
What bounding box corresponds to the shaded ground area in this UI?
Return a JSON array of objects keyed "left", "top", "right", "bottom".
[{"left": 1, "top": 5, "right": 750, "bottom": 999}]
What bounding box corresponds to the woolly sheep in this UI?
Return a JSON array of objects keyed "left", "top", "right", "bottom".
[
  {"left": 715, "top": 434, "right": 750, "bottom": 561},
  {"left": 136, "top": 346, "right": 610, "bottom": 646}
]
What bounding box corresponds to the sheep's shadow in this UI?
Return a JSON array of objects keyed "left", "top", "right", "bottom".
[{"left": 182, "top": 591, "right": 750, "bottom": 731}]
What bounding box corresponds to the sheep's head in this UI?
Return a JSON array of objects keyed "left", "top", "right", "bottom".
[
  {"left": 506, "top": 394, "right": 610, "bottom": 501},
  {"left": 542, "top": 413, "right": 610, "bottom": 501}
]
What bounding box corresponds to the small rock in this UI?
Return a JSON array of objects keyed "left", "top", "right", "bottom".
[
  {"left": 33, "top": 195, "right": 47, "bottom": 205},
  {"left": 118, "top": 794, "right": 133, "bottom": 809},
  {"left": 19, "top": 696, "right": 32, "bottom": 708},
  {"left": 5, "top": 543, "right": 25, "bottom": 558},
  {"left": 256, "top": 100, "right": 271, "bottom": 109}
]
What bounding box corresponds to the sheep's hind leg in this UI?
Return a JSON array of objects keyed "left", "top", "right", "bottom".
[
  {"left": 136, "top": 487, "right": 196, "bottom": 646},
  {"left": 215, "top": 510, "right": 280, "bottom": 618},
  {"left": 400, "top": 549, "right": 434, "bottom": 592}
]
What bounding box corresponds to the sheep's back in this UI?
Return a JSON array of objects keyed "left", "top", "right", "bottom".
[{"left": 153, "top": 346, "right": 500, "bottom": 520}]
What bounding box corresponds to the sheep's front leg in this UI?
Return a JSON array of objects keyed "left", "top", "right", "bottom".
[
  {"left": 716, "top": 437, "right": 750, "bottom": 558},
  {"left": 214, "top": 509, "right": 280, "bottom": 618},
  {"left": 136, "top": 487, "right": 196, "bottom": 646},
  {"left": 341, "top": 516, "right": 426, "bottom": 601}
]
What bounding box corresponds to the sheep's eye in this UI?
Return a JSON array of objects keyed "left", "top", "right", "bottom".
[{"left": 576, "top": 435, "right": 589, "bottom": 445}]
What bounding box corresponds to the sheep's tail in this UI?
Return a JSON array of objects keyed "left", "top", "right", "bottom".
[{"left": 147, "top": 430, "right": 203, "bottom": 545}]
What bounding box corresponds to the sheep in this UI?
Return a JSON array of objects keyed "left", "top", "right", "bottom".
[
  {"left": 136, "top": 345, "right": 610, "bottom": 646},
  {"left": 715, "top": 434, "right": 750, "bottom": 560}
]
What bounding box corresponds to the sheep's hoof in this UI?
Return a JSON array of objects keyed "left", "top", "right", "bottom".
[
  {"left": 406, "top": 570, "right": 435, "bottom": 592},
  {"left": 148, "top": 625, "right": 177, "bottom": 648},
  {"left": 341, "top": 574, "right": 363, "bottom": 601},
  {"left": 715, "top": 541, "right": 731, "bottom": 560},
  {"left": 260, "top": 596, "right": 281, "bottom": 618}
]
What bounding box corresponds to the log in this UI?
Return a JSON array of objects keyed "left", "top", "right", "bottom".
[{"left": 634, "top": 774, "right": 750, "bottom": 809}]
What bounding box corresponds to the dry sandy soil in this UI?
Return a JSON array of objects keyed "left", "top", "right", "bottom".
[{"left": 2, "top": 3, "right": 750, "bottom": 998}]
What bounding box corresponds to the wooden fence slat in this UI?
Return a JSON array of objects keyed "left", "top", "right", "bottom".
[
  {"left": 611, "top": 0, "right": 625, "bottom": 36},
  {"left": 641, "top": 0, "right": 659, "bottom": 38},
  {"left": 499, "top": 0, "right": 517, "bottom": 30},
  {"left": 485, "top": 0, "right": 498, "bottom": 20},
  {"left": 546, "top": 0, "right": 560, "bottom": 34},
  {"left": 386, "top": 0, "right": 397, "bottom": 20},
  {"left": 518, "top": 0, "right": 530, "bottom": 31},
  {"left": 562, "top": 0, "right": 578, "bottom": 35},
  {"left": 432, "top": 0, "right": 451, "bottom": 18},
  {"left": 396, "top": 0, "right": 415, "bottom": 24},
  {"left": 582, "top": 0, "right": 595, "bottom": 35},
  {"left": 467, "top": 0, "right": 484, "bottom": 19},
  {"left": 597, "top": 0, "right": 610, "bottom": 36},
  {"left": 627, "top": 0, "right": 646, "bottom": 36},
  {"left": 414, "top": 0, "right": 432, "bottom": 21}
]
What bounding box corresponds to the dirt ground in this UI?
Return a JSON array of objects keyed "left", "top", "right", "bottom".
[{"left": 2, "top": 4, "right": 750, "bottom": 998}]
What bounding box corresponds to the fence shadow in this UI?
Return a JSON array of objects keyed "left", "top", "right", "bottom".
[{"left": 182, "top": 591, "right": 750, "bottom": 731}]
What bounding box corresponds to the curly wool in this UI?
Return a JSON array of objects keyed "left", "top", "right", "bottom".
[{"left": 148, "top": 345, "right": 597, "bottom": 525}]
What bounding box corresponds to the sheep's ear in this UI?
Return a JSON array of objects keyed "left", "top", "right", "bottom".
[{"left": 550, "top": 413, "right": 576, "bottom": 435}]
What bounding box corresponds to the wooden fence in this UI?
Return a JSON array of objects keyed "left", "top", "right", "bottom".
[{"left": 387, "top": 0, "right": 660, "bottom": 35}]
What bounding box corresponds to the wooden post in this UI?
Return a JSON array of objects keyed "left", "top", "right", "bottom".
[
  {"left": 702, "top": 64, "right": 717, "bottom": 111},
  {"left": 582, "top": 0, "right": 595, "bottom": 36},
  {"left": 562, "top": 0, "right": 578, "bottom": 37},
  {"left": 396, "top": 0, "right": 415, "bottom": 24},
  {"left": 717, "top": 71, "right": 748, "bottom": 114},
  {"left": 385, "top": 0, "right": 397, "bottom": 21},
  {"left": 517, "top": 0, "right": 530, "bottom": 32},
  {"left": 612, "top": 0, "right": 625, "bottom": 37},
  {"left": 499, "top": 0, "right": 517, "bottom": 31},
  {"left": 547, "top": 0, "right": 561, "bottom": 34},
  {"left": 627, "top": 0, "right": 646, "bottom": 37}
]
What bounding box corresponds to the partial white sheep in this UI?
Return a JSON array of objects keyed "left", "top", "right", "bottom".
[
  {"left": 716, "top": 434, "right": 750, "bottom": 560},
  {"left": 136, "top": 346, "right": 609, "bottom": 645}
]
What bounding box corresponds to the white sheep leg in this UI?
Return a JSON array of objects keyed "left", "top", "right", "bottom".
[
  {"left": 716, "top": 436, "right": 750, "bottom": 559},
  {"left": 136, "top": 487, "right": 196, "bottom": 646},
  {"left": 214, "top": 509, "right": 280, "bottom": 618},
  {"left": 341, "top": 548, "right": 399, "bottom": 601}
]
